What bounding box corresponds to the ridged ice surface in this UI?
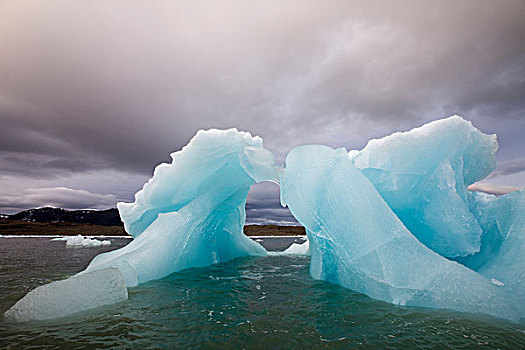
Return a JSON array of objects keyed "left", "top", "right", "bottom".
[
  {"left": 281, "top": 145, "right": 518, "bottom": 321},
  {"left": 350, "top": 116, "right": 497, "bottom": 258},
  {"left": 4, "top": 268, "right": 127, "bottom": 322}
]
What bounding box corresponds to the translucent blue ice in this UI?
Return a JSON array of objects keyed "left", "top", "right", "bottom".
[
  {"left": 281, "top": 145, "right": 519, "bottom": 321},
  {"left": 349, "top": 116, "right": 497, "bottom": 258},
  {"left": 4, "top": 268, "right": 128, "bottom": 322},
  {"left": 118, "top": 129, "right": 280, "bottom": 239},
  {"left": 6, "top": 118, "right": 523, "bottom": 322},
  {"left": 86, "top": 129, "right": 275, "bottom": 286},
  {"left": 5, "top": 129, "right": 276, "bottom": 321},
  {"left": 456, "top": 190, "right": 525, "bottom": 314}
]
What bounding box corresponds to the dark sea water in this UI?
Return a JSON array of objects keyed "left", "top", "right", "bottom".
[{"left": 0, "top": 237, "right": 524, "bottom": 349}]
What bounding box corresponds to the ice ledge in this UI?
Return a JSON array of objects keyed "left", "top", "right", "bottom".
[{"left": 4, "top": 268, "right": 128, "bottom": 322}]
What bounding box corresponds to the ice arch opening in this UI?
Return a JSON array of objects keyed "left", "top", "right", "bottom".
[
  {"left": 85, "top": 129, "right": 281, "bottom": 286},
  {"left": 246, "top": 182, "right": 298, "bottom": 226}
]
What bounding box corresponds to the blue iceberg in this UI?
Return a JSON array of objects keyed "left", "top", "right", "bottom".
[
  {"left": 5, "top": 117, "right": 524, "bottom": 322},
  {"left": 280, "top": 144, "right": 519, "bottom": 321},
  {"left": 5, "top": 129, "right": 275, "bottom": 321},
  {"left": 85, "top": 129, "right": 276, "bottom": 286}
]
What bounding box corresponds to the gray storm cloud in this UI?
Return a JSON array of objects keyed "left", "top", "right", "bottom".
[
  {"left": 0, "top": 186, "right": 118, "bottom": 213},
  {"left": 0, "top": 0, "right": 524, "bottom": 216}
]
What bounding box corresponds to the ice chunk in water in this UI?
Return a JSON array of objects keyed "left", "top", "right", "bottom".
[
  {"left": 85, "top": 129, "right": 272, "bottom": 286},
  {"left": 281, "top": 145, "right": 518, "bottom": 321},
  {"left": 281, "top": 240, "right": 310, "bottom": 255},
  {"left": 58, "top": 235, "right": 111, "bottom": 247},
  {"left": 350, "top": 116, "right": 497, "bottom": 258},
  {"left": 4, "top": 268, "right": 127, "bottom": 322}
]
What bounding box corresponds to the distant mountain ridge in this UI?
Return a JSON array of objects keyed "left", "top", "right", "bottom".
[
  {"left": 6, "top": 207, "right": 123, "bottom": 226},
  {"left": 0, "top": 207, "right": 305, "bottom": 236}
]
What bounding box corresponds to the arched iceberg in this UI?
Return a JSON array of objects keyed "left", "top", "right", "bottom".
[
  {"left": 6, "top": 129, "right": 277, "bottom": 321},
  {"left": 86, "top": 129, "right": 277, "bottom": 286}
]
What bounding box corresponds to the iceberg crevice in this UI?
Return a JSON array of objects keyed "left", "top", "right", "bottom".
[{"left": 457, "top": 190, "right": 525, "bottom": 315}]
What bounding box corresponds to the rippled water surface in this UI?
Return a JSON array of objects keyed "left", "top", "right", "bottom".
[{"left": 0, "top": 237, "right": 524, "bottom": 349}]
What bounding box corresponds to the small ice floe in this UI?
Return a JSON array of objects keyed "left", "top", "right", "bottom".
[
  {"left": 279, "top": 239, "right": 309, "bottom": 255},
  {"left": 491, "top": 278, "right": 505, "bottom": 286},
  {"left": 50, "top": 236, "right": 70, "bottom": 241},
  {"left": 52, "top": 235, "right": 111, "bottom": 247}
]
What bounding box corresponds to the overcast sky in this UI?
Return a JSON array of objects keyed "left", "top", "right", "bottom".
[{"left": 1, "top": 0, "right": 524, "bottom": 224}]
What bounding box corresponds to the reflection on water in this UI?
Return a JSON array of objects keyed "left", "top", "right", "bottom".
[{"left": 0, "top": 237, "right": 524, "bottom": 349}]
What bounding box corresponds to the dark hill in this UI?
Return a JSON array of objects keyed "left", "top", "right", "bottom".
[
  {"left": 8, "top": 207, "right": 123, "bottom": 226},
  {"left": 1, "top": 207, "right": 305, "bottom": 236}
]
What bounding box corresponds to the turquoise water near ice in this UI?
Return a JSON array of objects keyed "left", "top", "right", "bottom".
[{"left": 1, "top": 237, "right": 524, "bottom": 349}]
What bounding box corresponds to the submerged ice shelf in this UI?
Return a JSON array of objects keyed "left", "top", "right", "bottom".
[
  {"left": 4, "top": 268, "right": 127, "bottom": 322},
  {"left": 5, "top": 116, "right": 524, "bottom": 322}
]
